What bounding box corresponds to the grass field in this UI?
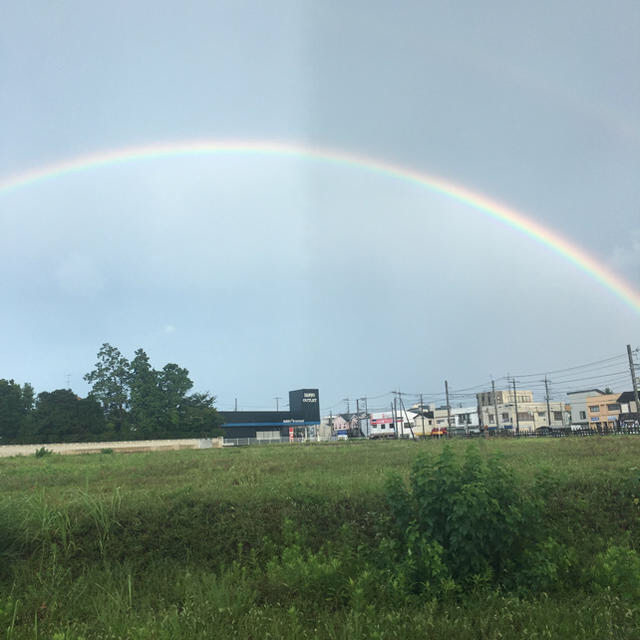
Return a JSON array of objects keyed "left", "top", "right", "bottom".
[{"left": 2, "top": 437, "right": 640, "bottom": 638}]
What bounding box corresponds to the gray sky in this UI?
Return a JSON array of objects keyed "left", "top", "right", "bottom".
[{"left": 1, "top": 1, "right": 639, "bottom": 413}]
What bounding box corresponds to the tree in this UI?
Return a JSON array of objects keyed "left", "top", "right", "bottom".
[
  {"left": 32, "top": 390, "right": 105, "bottom": 442},
  {"left": 129, "top": 348, "right": 163, "bottom": 437},
  {"left": 180, "top": 392, "right": 224, "bottom": 437},
  {"left": 84, "top": 343, "right": 131, "bottom": 434},
  {"left": 21, "top": 383, "right": 35, "bottom": 413},
  {"left": 84, "top": 343, "right": 222, "bottom": 440},
  {"left": 0, "top": 379, "right": 32, "bottom": 444},
  {"left": 158, "top": 363, "right": 193, "bottom": 433}
]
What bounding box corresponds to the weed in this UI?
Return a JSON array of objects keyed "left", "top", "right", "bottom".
[
  {"left": 387, "top": 444, "right": 541, "bottom": 588},
  {"left": 591, "top": 544, "right": 640, "bottom": 599}
]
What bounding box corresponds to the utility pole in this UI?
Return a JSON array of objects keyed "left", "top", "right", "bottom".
[
  {"left": 419, "top": 393, "right": 425, "bottom": 435},
  {"left": 444, "top": 380, "right": 452, "bottom": 433},
  {"left": 360, "top": 397, "right": 369, "bottom": 438},
  {"left": 356, "top": 398, "right": 361, "bottom": 437},
  {"left": 274, "top": 396, "right": 282, "bottom": 412},
  {"left": 512, "top": 378, "right": 520, "bottom": 436},
  {"left": 393, "top": 393, "right": 399, "bottom": 436},
  {"left": 234, "top": 398, "right": 237, "bottom": 411},
  {"left": 492, "top": 379, "right": 500, "bottom": 434},
  {"left": 544, "top": 377, "right": 552, "bottom": 427},
  {"left": 391, "top": 400, "right": 397, "bottom": 436},
  {"left": 396, "top": 392, "right": 416, "bottom": 440},
  {"left": 628, "top": 345, "right": 640, "bottom": 417}
]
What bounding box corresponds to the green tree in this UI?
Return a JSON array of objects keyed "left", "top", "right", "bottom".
[
  {"left": 84, "top": 343, "right": 223, "bottom": 440},
  {"left": 158, "top": 363, "right": 193, "bottom": 433},
  {"left": 180, "top": 392, "right": 224, "bottom": 437},
  {"left": 0, "top": 379, "right": 32, "bottom": 444},
  {"left": 129, "top": 348, "right": 163, "bottom": 437},
  {"left": 84, "top": 343, "right": 131, "bottom": 434},
  {"left": 32, "top": 390, "right": 105, "bottom": 442},
  {"left": 21, "top": 383, "right": 35, "bottom": 413}
]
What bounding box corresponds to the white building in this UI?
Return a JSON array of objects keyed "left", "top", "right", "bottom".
[
  {"left": 477, "top": 389, "right": 565, "bottom": 432},
  {"left": 566, "top": 389, "right": 605, "bottom": 429},
  {"left": 368, "top": 410, "right": 423, "bottom": 438},
  {"left": 433, "top": 406, "right": 480, "bottom": 432}
]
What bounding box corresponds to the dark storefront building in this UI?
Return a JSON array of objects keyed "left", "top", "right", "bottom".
[
  {"left": 219, "top": 389, "right": 320, "bottom": 440},
  {"left": 618, "top": 391, "right": 640, "bottom": 429}
]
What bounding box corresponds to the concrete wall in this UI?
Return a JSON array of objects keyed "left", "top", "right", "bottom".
[{"left": 0, "top": 438, "right": 223, "bottom": 458}]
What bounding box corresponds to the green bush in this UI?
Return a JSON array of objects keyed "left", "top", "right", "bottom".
[
  {"left": 264, "top": 543, "right": 345, "bottom": 605},
  {"left": 34, "top": 446, "right": 52, "bottom": 458},
  {"left": 591, "top": 544, "right": 640, "bottom": 600},
  {"left": 387, "top": 445, "right": 541, "bottom": 588},
  {"left": 517, "top": 537, "right": 577, "bottom": 594},
  {"left": 261, "top": 519, "right": 348, "bottom": 606}
]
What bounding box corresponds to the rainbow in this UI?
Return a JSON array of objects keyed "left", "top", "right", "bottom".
[{"left": 1, "top": 139, "right": 639, "bottom": 314}]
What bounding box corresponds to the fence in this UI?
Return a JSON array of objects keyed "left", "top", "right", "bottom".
[
  {"left": 455, "top": 422, "right": 640, "bottom": 438},
  {"left": 223, "top": 436, "right": 312, "bottom": 447}
]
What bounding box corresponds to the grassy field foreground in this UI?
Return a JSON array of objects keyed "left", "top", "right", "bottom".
[{"left": 2, "top": 437, "right": 640, "bottom": 638}]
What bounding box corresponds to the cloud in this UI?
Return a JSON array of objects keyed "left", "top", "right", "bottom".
[
  {"left": 162, "top": 324, "right": 176, "bottom": 335},
  {"left": 611, "top": 230, "right": 640, "bottom": 275}
]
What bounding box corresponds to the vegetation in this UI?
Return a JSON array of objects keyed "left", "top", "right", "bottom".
[
  {"left": 1, "top": 438, "right": 640, "bottom": 638},
  {"left": 0, "top": 344, "right": 223, "bottom": 445}
]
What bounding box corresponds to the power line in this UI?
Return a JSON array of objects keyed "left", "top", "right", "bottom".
[
  {"left": 546, "top": 369, "right": 630, "bottom": 385},
  {"left": 321, "top": 347, "right": 640, "bottom": 417},
  {"left": 513, "top": 352, "right": 629, "bottom": 379}
]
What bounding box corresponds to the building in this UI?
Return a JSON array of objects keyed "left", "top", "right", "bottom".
[
  {"left": 566, "top": 389, "right": 606, "bottom": 429},
  {"left": 316, "top": 416, "right": 334, "bottom": 441},
  {"left": 333, "top": 414, "right": 363, "bottom": 438},
  {"left": 476, "top": 389, "right": 565, "bottom": 432},
  {"left": 614, "top": 391, "right": 639, "bottom": 429},
  {"left": 409, "top": 406, "right": 436, "bottom": 436},
  {"left": 433, "top": 406, "right": 480, "bottom": 432},
  {"left": 368, "top": 410, "right": 412, "bottom": 438},
  {"left": 585, "top": 392, "right": 622, "bottom": 430},
  {"left": 219, "top": 389, "right": 320, "bottom": 440},
  {"left": 477, "top": 389, "right": 534, "bottom": 407}
]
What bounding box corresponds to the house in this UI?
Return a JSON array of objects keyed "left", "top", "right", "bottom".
[
  {"left": 617, "top": 391, "right": 640, "bottom": 429},
  {"left": 408, "top": 405, "right": 436, "bottom": 436},
  {"left": 585, "top": 392, "right": 622, "bottom": 430},
  {"left": 566, "top": 389, "right": 606, "bottom": 429},
  {"left": 432, "top": 406, "right": 480, "bottom": 433}
]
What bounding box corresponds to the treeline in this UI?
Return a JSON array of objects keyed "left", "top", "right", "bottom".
[{"left": 0, "top": 343, "right": 224, "bottom": 444}]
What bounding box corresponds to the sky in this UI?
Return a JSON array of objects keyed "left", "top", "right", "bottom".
[{"left": 1, "top": 1, "right": 639, "bottom": 414}]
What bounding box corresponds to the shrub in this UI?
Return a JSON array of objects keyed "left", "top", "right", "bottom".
[
  {"left": 386, "top": 445, "right": 541, "bottom": 588},
  {"left": 517, "top": 537, "right": 577, "bottom": 594},
  {"left": 591, "top": 544, "right": 640, "bottom": 600},
  {"left": 34, "top": 446, "right": 52, "bottom": 458}
]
